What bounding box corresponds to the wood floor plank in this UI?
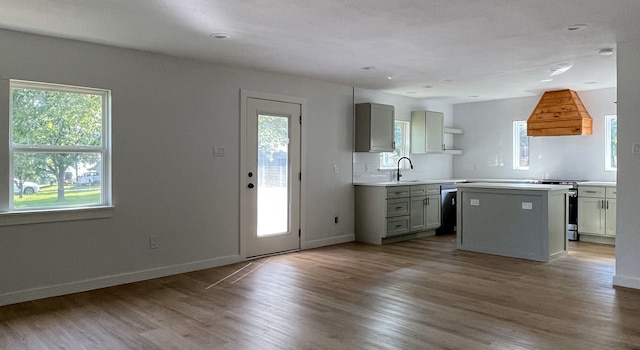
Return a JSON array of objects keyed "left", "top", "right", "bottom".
[{"left": 1, "top": 235, "right": 640, "bottom": 349}]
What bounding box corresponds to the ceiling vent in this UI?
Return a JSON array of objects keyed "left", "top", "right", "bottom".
[{"left": 527, "top": 89, "right": 592, "bottom": 136}]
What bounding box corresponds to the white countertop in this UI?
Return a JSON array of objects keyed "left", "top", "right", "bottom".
[
  {"left": 456, "top": 182, "right": 572, "bottom": 191},
  {"left": 577, "top": 181, "right": 616, "bottom": 187},
  {"left": 353, "top": 178, "right": 467, "bottom": 187}
]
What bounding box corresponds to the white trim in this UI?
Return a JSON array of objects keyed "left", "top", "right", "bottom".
[
  {"left": 239, "top": 89, "right": 307, "bottom": 259},
  {"left": 0, "top": 206, "right": 113, "bottom": 226},
  {"left": 7, "top": 79, "right": 112, "bottom": 213},
  {"left": 0, "top": 254, "right": 243, "bottom": 307},
  {"left": 512, "top": 121, "right": 530, "bottom": 171},
  {"left": 613, "top": 275, "right": 640, "bottom": 290},
  {"left": 301, "top": 234, "right": 355, "bottom": 250},
  {"left": 604, "top": 114, "right": 617, "bottom": 172}
]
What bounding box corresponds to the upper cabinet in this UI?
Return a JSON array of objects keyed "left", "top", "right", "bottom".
[
  {"left": 355, "top": 103, "right": 394, "bottom": 152},
  {"left": 411, "top": 110, "right": 444, "bottom": 154}
]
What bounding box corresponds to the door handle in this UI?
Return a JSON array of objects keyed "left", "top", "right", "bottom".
[{"left": 248, "top": 183, "right": 255, "bottom": 189}]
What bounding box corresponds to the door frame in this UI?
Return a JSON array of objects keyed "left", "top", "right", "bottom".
[{"left": 239, "top": 89, "right": 307, "bottom": 259}]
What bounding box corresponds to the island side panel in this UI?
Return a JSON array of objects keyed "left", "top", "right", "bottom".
[
  {"left": 548, "top": 191, "right": 569, "bottom": 260},
  {"left": 458, "top": 188, "right": 549, "bottom": 261}
]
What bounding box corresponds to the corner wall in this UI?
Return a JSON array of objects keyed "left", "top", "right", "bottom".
[
  {"left": 613, "top": 39, "right": 640, "bottom": 289},
  {"left": 0, "top": 29, "right": 355, "bottom": 305}
]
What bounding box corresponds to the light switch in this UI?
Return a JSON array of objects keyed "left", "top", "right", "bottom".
[
  {"left": 333, "top": 164, "right": 339, "bottom": 174},
  {"left": 522, "top": 202, "right": 533, "bottom": 210},
  {"left": 470, "top": 199, "right": 480, "bottom": 206},
  {"left": 633, "top": 143, "right": 640, "bottom": 155}
]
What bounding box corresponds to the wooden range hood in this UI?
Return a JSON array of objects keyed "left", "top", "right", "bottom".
[{"left": 527, "top": 89, "right": 592, "bottom": 136}]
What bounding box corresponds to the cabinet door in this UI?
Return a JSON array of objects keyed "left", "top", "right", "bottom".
[
  {"left": 426, "top": 195, "right": 441, "bottom": 229},
  {"left": 410, "top": 196, "right": 427, "bottom": 232},
  {"left": 605, "top": 199, "right": 616, "bottom": 236},
  {"left": 410, "top": 111, "right": 444, "bottom": 154},
  {"left": 578, "top": 197, "right": 604, "bottom": 235},
  {"left": 355, "top": 103, "right": 394, "bottom": 152}
]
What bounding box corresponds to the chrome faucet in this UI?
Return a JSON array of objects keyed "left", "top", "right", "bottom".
[{"left": 396, "top": 156, "right": 414, "bottom": 181}]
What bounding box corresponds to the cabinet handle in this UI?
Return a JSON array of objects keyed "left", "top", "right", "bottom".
[
  {"left": 395, "top": 224, "right": 403, "bottom": 228},
  {"left": 395, "top": 206, "right": 403, "bottom": 210},
  {"left": 586, "top": 190, "right": 597, "bottom": 193},
  {"left": 606, "top": 200, "right": 609, "bottom": 210}
]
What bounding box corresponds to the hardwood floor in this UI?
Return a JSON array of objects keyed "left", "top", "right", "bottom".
[{"left": 1, "top": 235, "right": 639, "bottom": 349}]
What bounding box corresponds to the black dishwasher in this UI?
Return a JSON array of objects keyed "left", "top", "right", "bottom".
[{"left": 436, "top": 183, "right": 457, "bottom": 235}]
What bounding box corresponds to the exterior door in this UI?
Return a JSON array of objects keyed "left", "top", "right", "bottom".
[{"left": 244, "top": 97, "right": 301, "bottom": 258}]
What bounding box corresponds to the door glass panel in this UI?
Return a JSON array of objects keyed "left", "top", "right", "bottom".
[{"left": 257, "top": 114, "right": 289, "bottom": 237}]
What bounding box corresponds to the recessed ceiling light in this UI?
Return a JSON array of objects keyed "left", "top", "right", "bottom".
[
  {"left": 209, "top": 33, "right": 231, "bottom": 39},
  {"left": 423, "top": 85, "right": 433, "bottom": 89},
  {"left": 387, "top": 76, "right": 392, "bottom": 80},
  {"left": 598, "top": 48, "right": 614, "bottom": 56},
  {"left": 567, "top": 24, "right": 588, "bottom": 31},
  {"left": 585, "top": 81, "right": 598, "bottom": 85},
  {"left": 361, "top": 66, "right": 376, "bottom": 70},
  {"left": 469, "top": 95, "right": 479, "bottom": 98},
  {"left": 444, "top": 79, "right": 453, "bottom": 83},
  {"left": 540, "top": 79, "right": 553, "bottom": 83},
  {"left": 548, "top": 65, "right": 573, "bottom": 76}
]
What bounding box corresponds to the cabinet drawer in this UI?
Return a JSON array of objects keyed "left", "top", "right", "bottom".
[
  {"left": 386, "top": 198, "right": 410, "bottom": 217},
  {"left": 606, "top": 187, "right": 617, "bottom": 199},
  {"left": 426, "top": 184, "right": 441, "bottom": 196},
  {"left": 385, "top": 216, "right": 410, "bottom": 237},
  {"left": 410, "top": 185, "right": 427, "bottom": 196},
  {"left": 578, "top": 186, "right": 605, "bottom": 198},
  {"left": 387, "top": 186, "right": 410, "bottom": 199}
]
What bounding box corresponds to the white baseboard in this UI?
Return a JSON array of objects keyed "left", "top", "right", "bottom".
[
  {"left": 613, "top": 275, "right": 640, "bottom": 290},
  {"left": 0, "top": 254, "right": 243, "bottom": 307},
  {"left": 579, "top": 234, "right": 615, "bottom": 245},
  {"left": 302, "top": 233, "right": 354, "bottom": 250}
]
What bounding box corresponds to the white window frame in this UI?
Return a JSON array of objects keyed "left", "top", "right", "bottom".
[
  {"left": 1, "top": 80, "right": 113, "bottom": 225},
  {"left": 513, "top": 121, "right": 530, "bottom": 171},
  {"left": 605, "top": 115, "right": 617, "bottom": 171},
  {"left": 380, "top": 120, "right": 411, "bottom": 169}
]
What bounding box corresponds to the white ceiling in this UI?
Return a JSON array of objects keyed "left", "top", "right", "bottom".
[{"left": 1, "top": 0, "right": 638, "bottom": 104}]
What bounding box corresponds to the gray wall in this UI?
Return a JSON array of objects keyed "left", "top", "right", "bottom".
[
  {"left": 0, "top": 29, "right": 355, "bottom": 305},
  {"left": 614, "top": 39, "right": 640, "bottom": 289},
  {"left": 452, "top": 87, "right": 617, "bottom": 181}
]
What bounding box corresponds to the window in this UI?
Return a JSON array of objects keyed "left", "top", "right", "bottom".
[
  {"left": 380, "top": 121, "right": 410, "bottom": 169},
  {"left": 605, "top": 115, "right": 617, "bottom": 171},
  {"left": 513, "top": 121, "right": 529, "bottom": 170},
  {"left": 8, "top": 80, "right": 111, "bottom": 212}
]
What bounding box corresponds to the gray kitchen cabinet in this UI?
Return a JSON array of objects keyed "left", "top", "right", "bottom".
[
  {"left": 578, "top": 185, "right": 616, "bottom": 240},
  {"left": 355, "top": 103, "right": 394, "bottom": 152},
  {"left": 411, "top": 110, "right": 444, "bottom": 154},
  {"left": 426, "top": 193, "right": 442, "bottom": 229},
  {"left": 355, "top": 184, "right": 441, "bottom": 244}
]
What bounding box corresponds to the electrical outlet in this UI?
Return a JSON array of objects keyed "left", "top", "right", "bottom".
[
  {"left": 149, "top": 237, "right": 158, "bottom": 249},
  {"left": 633, "top": 143, "right": 640, "bottom": 155},
  {"left": 213, "top": 145, "right": 225, "bottom": 157}
]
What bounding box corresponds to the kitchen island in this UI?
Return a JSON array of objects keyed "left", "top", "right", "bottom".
[{"left": 456, "top": 182, "right": 571, "bottom": 262}]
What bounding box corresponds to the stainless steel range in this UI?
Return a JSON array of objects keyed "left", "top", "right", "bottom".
[{"left": 537, "top": 179, "right": 583, "bottom": 240}]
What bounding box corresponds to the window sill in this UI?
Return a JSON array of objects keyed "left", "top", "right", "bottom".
[{"left": 0, "top": 206, "right": 113, "bottom": 227}]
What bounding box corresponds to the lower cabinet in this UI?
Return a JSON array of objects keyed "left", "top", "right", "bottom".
[
  {"left": 578, "top": 185, "right": 616, "bottom": 243},
  {"left": 355, "top": 184, "right": 441, "bottom": 244}
]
